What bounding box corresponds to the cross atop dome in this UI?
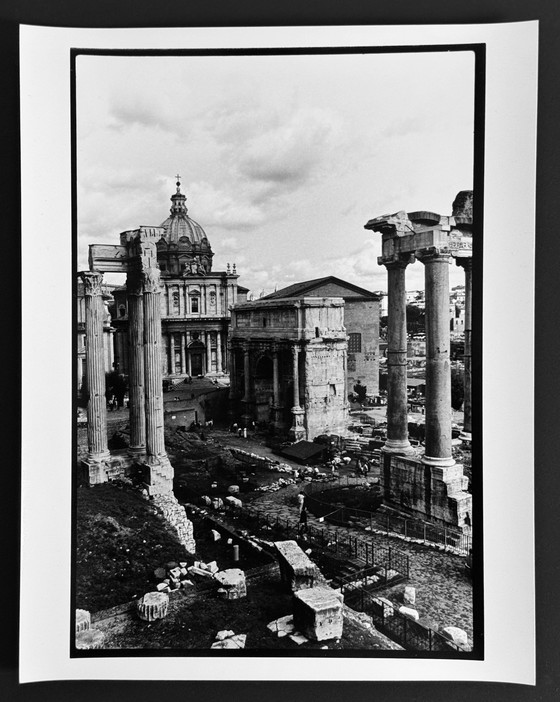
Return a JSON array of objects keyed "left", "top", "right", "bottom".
[{"left": 175, "top": 174, "right": 182, "bottom": 192}]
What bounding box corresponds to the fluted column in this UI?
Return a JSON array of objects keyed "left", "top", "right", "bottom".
[
  {"left": 142, "top": 267, "right": 166, "bottom": 459},
  {"left": 126, "top": 271, "right": 146, "bottom": 455},
  {"left": 216, "top": 331, "right": 223, "bottom": 372},
  {"left": 418, "top": 249, "right": 455, "bottom": 467},
  {"left": 384, "top": 259, "right": 413, "bottom": 454},
  {"left": 206, "top": 332, "right": 212, "bottom": 374},
  {"left": 290, "top": 344, "right": 305, "bottom": 440},
  {"left": 457, "top": 258, "right": 472, "bottom": 441},
  {"left": 81, "top": 271, "right": 109, "bottom": 460}
]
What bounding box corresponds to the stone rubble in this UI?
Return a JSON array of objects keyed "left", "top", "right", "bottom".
[
  {"left": 267, "top": 614, "right": 295, "bottom": 637},
  {"left": 75, "top": 628, "right": 106, "bottom": 650},
  {"left": 152, "top": 493, "right": 196, "bottom": 554},
  {"left": 136, "top": 591, "right": 170, "bottom": 621},
  {"left": 403, "top": 585, "right": 416, "bottom": 605},
  {"left": 210, "top": 631, "right": 247, "bottom": 649},
  {"left": 440, "top": 626, "right": 469, "bottom": 648},
  {"left": 75, "top": 609, "right": 91, "bottom": 634},
  {"left": 214, "top": 568, "right": 247, "bottom": 600},
  {"left": 398, "top": 606, "right": 420, "bottom": 621}
]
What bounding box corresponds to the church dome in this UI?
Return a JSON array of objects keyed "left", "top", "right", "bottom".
[{"left": 159, "top": 179, "right": 210, "bottom": 248}]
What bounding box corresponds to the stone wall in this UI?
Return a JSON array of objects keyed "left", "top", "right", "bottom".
[
  {"left": 344, "top": 299, "right": 380, "bottom": 396},
  {"left": 381, "top": 453, "right": 472, "bottom": 528},
  {"left": 304, "top": 342, "right": 347, "bottom": 439},
  {"left": 152, "top": 493, "right": 196, "bottom": 553}
]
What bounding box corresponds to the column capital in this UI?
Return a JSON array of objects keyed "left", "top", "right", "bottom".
[
  {"left": 141, "top": 266, "right": 161, "bottom": 293},
  {"left": 80, "top": 271, "right": 103, "bottom": 296},
  {"left": 379, "top": 253, "right": 415, "bottom": 269},
  {"left": 415, "top": 247, "right": 453, "bottom": 264}
]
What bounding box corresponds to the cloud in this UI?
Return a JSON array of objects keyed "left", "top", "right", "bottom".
[{"left": 238, "top": 108, "right": 340, "bottom": 193}]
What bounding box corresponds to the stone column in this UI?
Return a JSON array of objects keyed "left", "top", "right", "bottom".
[
  {"left": 457, "top": 258, "right": 472, "bottom": 442},
  {"left": 272, "top": 347, "right": 280, "bottom": 406},
  {"left": 169, "top": 333, "right": 175, "bottom": 376},
  {"left": 418, "top": 249, "right": 455, "bottom": 467},
  {"left": 206, "top": 331, "right": 212, "bottom": 374},
  {"left": 290, "top": 344, "right": 305, "bottom": 440},
  {"left": 292, "top": 344, "right": 300, "bottom": 408},
  {"left": 80, "top": 272, "right": 109, "bottom": 461},
  {"left": 142, "top": 267, "right": 166, "bottom": 460},
  {"left": 216, "top": 331, "right": 223, "bottom": 372},
  {"left": 180, "top": 332, "right": 186, "bottom": 375},
  {"left": 242, "top": 343, "right": 251, "bottom": 402},
  {"left": 126, "top": 271, "right": 146, "bottom": 455},
  {"left": 384, "top": 259, "right": 413, "bottom": 454}
]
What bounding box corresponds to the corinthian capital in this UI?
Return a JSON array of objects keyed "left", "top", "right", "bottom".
[
  {"left": 80, "top": 271, "right": 103, "bottom": 296},
  {"left": 141, "top": 266, "right": 161, "bottom": 293}
]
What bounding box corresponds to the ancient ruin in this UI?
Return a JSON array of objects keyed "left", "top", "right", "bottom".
[
  {"left": 364, "top": 191, "right": 473, "bottom": 529},
  {"left": 229, "top": 296, "right": 348, "bottom": 440}
]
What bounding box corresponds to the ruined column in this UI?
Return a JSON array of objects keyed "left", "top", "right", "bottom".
[
  {"left": 142, "top": 267, "right": 166, "bottom": 460},
  {"left": 457, "top": 257, "right": 472, "bottom": 442},
  {"left": 384, "top": 259, "right": 413, "bottom": 454},
  {"left": 126, "top": 270, "right": 146, "bottom": 455},
  {"left": 417, "top": 249, "right": 455, "bottom": 467},
  {"left": 81, "top": 272, "right": 110, "bottom": 461}
]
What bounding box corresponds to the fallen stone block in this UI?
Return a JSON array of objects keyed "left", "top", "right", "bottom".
[
  {"left": 180, "top": 579, "right": 194, "bottom": 588},
  {"left": 289, "top": 633, "right": 309, "bottom": 645},
  {"left": 274, "top": 540, "right": 320, "bottom": 592},
  {"left": 216, "top": 629, "right": 235, "bottom": 641},
  {"left": 75, "top": 628, "right": 105, "bottom": 650},
  {"left": 156, "top": 582, "right": 169, "bottom": 592},
  {"left": 293, "top": 586, "right": 344, "bottom": 642},
  {"left": 403, "top": 586, "right": 416, "bottom": 606},
  {"left": 225, "top": 495, "right": 242, "bottom": 508},
  {"left": 211, "top": 529, "right": 221, "bottom": 541},
  {"left": 137, "top": 592, "right": 170, "bottom": 621},
  {"left": 211, "top": 634, "right": 247, "bottom": 649},
  {"left": 188, "top": 565, "right": 215, "bottom": 578},
  {"left": 228, "top": 485, "right": 240, "bottom": 494},
  {"left": 398, "top": 606, "right": 419, "bottom": 621},
  {"left": 214, "top": 568, "right": 247, "bottom": 599},
  {"left": 441, "top": 626, "right": 469, "bottom": 648},
  {"left": 75, "top": 609, "right": 91, "bottom": 634},
  {"left": 206, "top": 561, "right": 219, "bottom": 574},
  {"left": 267, "top": 614, "right": 295, "bottom": 635}
]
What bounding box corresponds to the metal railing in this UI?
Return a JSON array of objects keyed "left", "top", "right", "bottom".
[
  {"left": 229, "top": 501, "right": 410, "bottom": 582},
  {"left": 303, "top": 476, "right": 471, "bottom": 555},
  {"left": 342, "top": 586, "right": 468, "bottom": 653}
]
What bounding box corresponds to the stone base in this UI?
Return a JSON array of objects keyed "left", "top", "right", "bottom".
[
  {"left": 380, "top": 453, "right": 472, "bottom": 528},
  {"left": 136, "top": 592, "right": 169, "bottom": 621},
  {"left": 80, "top": 452, "right": 135, "bottom": 486},
  {"left": 215, "top": 568, "right": 247, "bottom": 600},
  {"left": 275, "top": 540, "right": 320, "bottom": 592},
  {"left": 293, "top": 586, "right": 344, "bottom": 642}
]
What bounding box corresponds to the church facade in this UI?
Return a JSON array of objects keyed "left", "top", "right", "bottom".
[{"left": 109, "top": 181, "right": 247, "bottom": 379}]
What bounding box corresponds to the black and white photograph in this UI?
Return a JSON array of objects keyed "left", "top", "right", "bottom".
[
  {"left": 19, "top": 22, "right": 537, "bottom": 686},
  {"left": 73, "top": 47, "right": 478, "bottom": 656}
]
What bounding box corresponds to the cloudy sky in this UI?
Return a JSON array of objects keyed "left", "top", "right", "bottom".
[{"left": 76, "top": 50, "right": 475, "bottom": 295}]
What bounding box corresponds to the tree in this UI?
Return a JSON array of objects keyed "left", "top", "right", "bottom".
[{"left": 406, "top": 304, "right": 425, "bottom": 334}]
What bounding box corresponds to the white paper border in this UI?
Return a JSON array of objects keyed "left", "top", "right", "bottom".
[{"left": 20, "top": 22, "right": 537, "bottom": 684}]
